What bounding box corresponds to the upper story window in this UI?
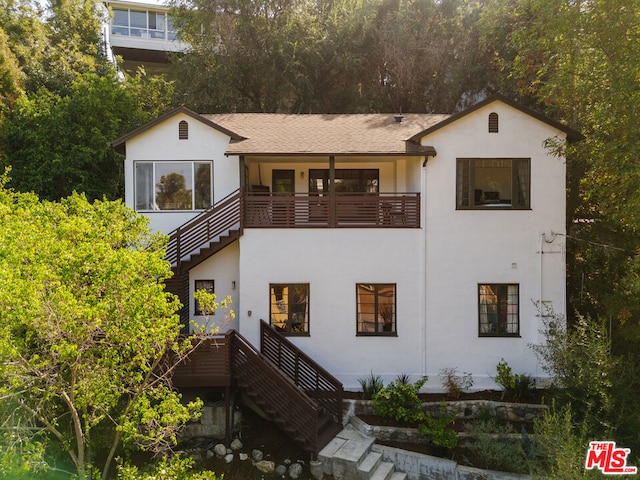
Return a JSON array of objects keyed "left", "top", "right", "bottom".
[
  {"left": 479, "top": 284, "right": 519, "bottom": 337},
  {"left": 270, "top": 284, "right": 309, "bottom": 335},
  {"left": 194, "top": 280, "right": 214, "bottom": 316},
  {"left": 135, "top": 161, "right": 212, "bottom": 211},
  {"left": 456, "top": 158, "right": 530, "bottom": 209},
  {"left": 178, "top": 121, "right": 189, "bottom": 140},
  {"left": 356, "top": 284, "right": 396, "bottom": 336},
  {"left": 488, "top": 112, "right": 499, "bottom": 133},
  {"left": 111, "top": 8, "right": 177, "bottom": 41}
]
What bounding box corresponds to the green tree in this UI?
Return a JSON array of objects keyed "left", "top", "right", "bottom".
[
  {"left": 0, "top": 180, "right": 205, "bottom": 479},
  {"left": 1, "top": 71, "right": 175, "bottom": 201}
]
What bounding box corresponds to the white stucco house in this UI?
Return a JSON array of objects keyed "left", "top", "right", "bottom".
[{"left": 112, "top": 94, "right": 581, "bottom": 392}]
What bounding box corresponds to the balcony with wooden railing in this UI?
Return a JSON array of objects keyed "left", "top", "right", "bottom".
[{"left": 244, "top": 192, "right": 420, "bottom": 228}]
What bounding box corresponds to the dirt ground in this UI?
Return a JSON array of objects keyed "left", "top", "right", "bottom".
[{"left": 196, "top": 406, "right": 315, "bottom": 479}]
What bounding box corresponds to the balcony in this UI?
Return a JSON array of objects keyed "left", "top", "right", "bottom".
[{"left": 243, "top": 192, "right": 420, "bottom": 228}]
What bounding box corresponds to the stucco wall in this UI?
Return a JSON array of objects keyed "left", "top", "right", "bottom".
[
  {"left": 237, "top": 228, "right": 425, "bottom": 391},
  {"left": 123, "top": 112, "right": 237, "bottom": 233},
  {"left": 421, "top": 101, "right": 567, "bottom": 389}
]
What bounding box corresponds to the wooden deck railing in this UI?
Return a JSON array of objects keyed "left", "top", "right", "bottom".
[
  {"left": 244, "top": 192, "right": 420, "bottom": 228},
  {"left": 260, "top": 320, "right": 343, "bottom": 423},
  {"left": 171, "top": 334, "right": 232, "bottom": 388},
  {"left": 166, "top": 190, "right": 242, "bottom": 270}
]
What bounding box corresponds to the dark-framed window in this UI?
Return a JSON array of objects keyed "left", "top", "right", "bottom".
[
  {"left": 269, "top": 284, "right": 309, "bottom": 335},
  {"left": 194, "top": 280, "right": 214, "bottom": 316},
  {"left": 309, "top": 169, "right": 379, "bottom": 194},
  {"left": 456, "top": 158, "right": 530, "bottom": 209},
  {"left": 356, "top": 284, "right": 396, "bottom": 335},
  {"left": 134, "top": 161, "right": 212, "bottom": 211},
  {"left": 478, "top": 284, "right": 519, "bottom": 336}
]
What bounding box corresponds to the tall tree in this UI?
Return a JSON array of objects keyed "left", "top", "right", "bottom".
[{"left": 0, "top": 182, "right": 204, "bottom": 479}]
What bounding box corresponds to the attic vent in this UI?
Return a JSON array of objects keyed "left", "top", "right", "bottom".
[
  {"left": 488, "top": 112, "right": 499, "bottom": 133},
  {"left": 178, "top": 120, "right": 189, "bottom": 140}
]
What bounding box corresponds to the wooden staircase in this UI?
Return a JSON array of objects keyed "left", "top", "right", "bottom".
[
  {"left": 231, "top": 330, "right": 343, "bottom": 453},
  {"left": 163, "top": 190, "right": 343, "bottom": 454},
  {"left": 165, "top": 190, "right": 242, "bottom": 328}
]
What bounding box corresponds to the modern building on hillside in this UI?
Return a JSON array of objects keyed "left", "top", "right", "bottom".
[
  {"left": 102, "top": 0, "right": 188, "bottom": 73},
  {"left": 111, "top": 95, "right": 581, "bottom": 393}
]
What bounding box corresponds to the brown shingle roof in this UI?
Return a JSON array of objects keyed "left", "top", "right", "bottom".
[{"left": 201, "top": 113, "right": 448, "bottom": 156}]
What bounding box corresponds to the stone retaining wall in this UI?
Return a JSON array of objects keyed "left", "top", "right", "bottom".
[{"left": 344, "top": 398, "right": 547, "bottom": 423}]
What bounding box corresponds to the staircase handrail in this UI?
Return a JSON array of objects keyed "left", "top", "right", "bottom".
[
  {"left": 166, "top": 189, "right": 241, "bottom": 269},
  {"left": 260, "top": 320, "right": 343, "bottom": 422}
]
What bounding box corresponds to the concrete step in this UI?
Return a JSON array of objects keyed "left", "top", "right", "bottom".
[
  {"left": 357, "top": 451, "right": 382, "bottom": 480},
  {"left": 318, "top": 436, "right": 348, "bottom": 476},
  {"left": 332, "top": 436, "right": 376, "bottom": 480},
  {"left": 369, "top": 461, "right": 394, "bottom": 480},
  {"left": 388, "top": 472, "right": 407, "bottom": 480}
]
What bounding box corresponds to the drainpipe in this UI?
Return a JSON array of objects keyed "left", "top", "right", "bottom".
[{"left": 421, "top": 157, "right": 429, "bottom": 379}]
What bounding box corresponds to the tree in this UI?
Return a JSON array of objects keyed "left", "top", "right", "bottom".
[{"left": 0, "top": 178, "right": 204, "bottom": 479}]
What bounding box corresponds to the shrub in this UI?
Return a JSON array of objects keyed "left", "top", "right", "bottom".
[
  {"left": 117, "top": 456, "right": 223, "bottom": 480},
  {"left": 462, "top": 419, "right": 528, "bottom": 473},
  {"left": 439, "top": 367, "right": 473, "bottom": 398},
  {"left": 494, "top": 358, "right": 535, "bottom": 401},
  {"left": 357, "top": 371, "right": 384, "bottom": 400},
  {"left": 528, "top": 403, "right": 601, "bottom": 479},
  {"left": 372, "top": 377, "right": 427, "bottom": 424},
  {"left": 418, "top": 402, "right": 458, "bottom": 449}
]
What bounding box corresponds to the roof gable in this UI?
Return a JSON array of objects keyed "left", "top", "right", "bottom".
[
  {"left": 110, "top": 106, "right": 244, "bottom": 154},
  {"left": 409, "top": 94, "right": 583, "bottom": 143}
]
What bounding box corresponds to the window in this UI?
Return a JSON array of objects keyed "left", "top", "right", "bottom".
[
  {"left": 456, "top": 158, "right": 530, "bottom": 209},
  {"left": 111, "top": 8, "right": 176, "bottom": 41},
  {"left": 178, "top": 121, "right": 189, "bottom": 140},
  {"left": 356, "top": 284, "right": 396, "bottom": 335},
  {"left": 479, "top": 284, "right": 519, "bottom": 336},
  {"left": 488, "top": 112, "right": 499, "bottom": 133},
  {"left": 270, "top": 284, "right": 309, "bottom": 335},
  {"left": 134, "top": 161, "right": 212, "bottom": 211},
  {"left": 309, "top": 169, "right": 379, "bottom": 194},
  {"left": 194, "top": 280, "right": 214, "bottom": 316}
]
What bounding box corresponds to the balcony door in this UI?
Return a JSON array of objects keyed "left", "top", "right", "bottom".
[{"left": 272, "top": 170, "right": 295, "bottom": 225}]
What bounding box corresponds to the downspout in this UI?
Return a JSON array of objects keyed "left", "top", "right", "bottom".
[{"left": 421, "top": 156, "right": 429, "bottom": 379}]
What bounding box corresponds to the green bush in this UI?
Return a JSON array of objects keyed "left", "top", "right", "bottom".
[
  {"left": 418, "top": 402, "right": 458, "bottom": 449},
  {"left": 372, "top": 377, "right": 427, "bottom": 424},
  {"left": 463, "top": 419, "right": 528, "bottom": 473},
  {"left": 117, "top": 456, "right": 223, "bottom": 480},
  {"left": 357, "top": 371, "right": 384, "bottom": 400},
  {"left": 495, "top": 358, "right": 535, "bottom": 401}
]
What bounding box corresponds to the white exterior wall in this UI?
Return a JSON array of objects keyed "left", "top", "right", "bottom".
[
  {"left": 422, "top": 101, "right": 567, "bottom": 390},
  {"left": 189, "top": 242, "right": 240, "bottom": 334},
  {"left": 237, "top": 228, "right": 425, "bottom": 391},
  {"left": 123, "top": 112, "right": 238, "bottom": 233}
]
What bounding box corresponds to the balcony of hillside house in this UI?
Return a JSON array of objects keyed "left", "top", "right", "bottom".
[{"left": 243, "top": 191, "right": 420, "bottom": 228}]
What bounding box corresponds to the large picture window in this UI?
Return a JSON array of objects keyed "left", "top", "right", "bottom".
[
  {"left": 135, "top": 161, "right": 212, "bottom": 211},
  {"left": 270, "top": 284, "right": 309, "bottom": 335},
  {"left": 457, "top": 158, "right": 530, "bottom": 209},
  {"left": 478, "top": 284, "right": 519, "bottom": 336},
  {"left": 356, "top": 284, "right": 396, "bottom": 335}
]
